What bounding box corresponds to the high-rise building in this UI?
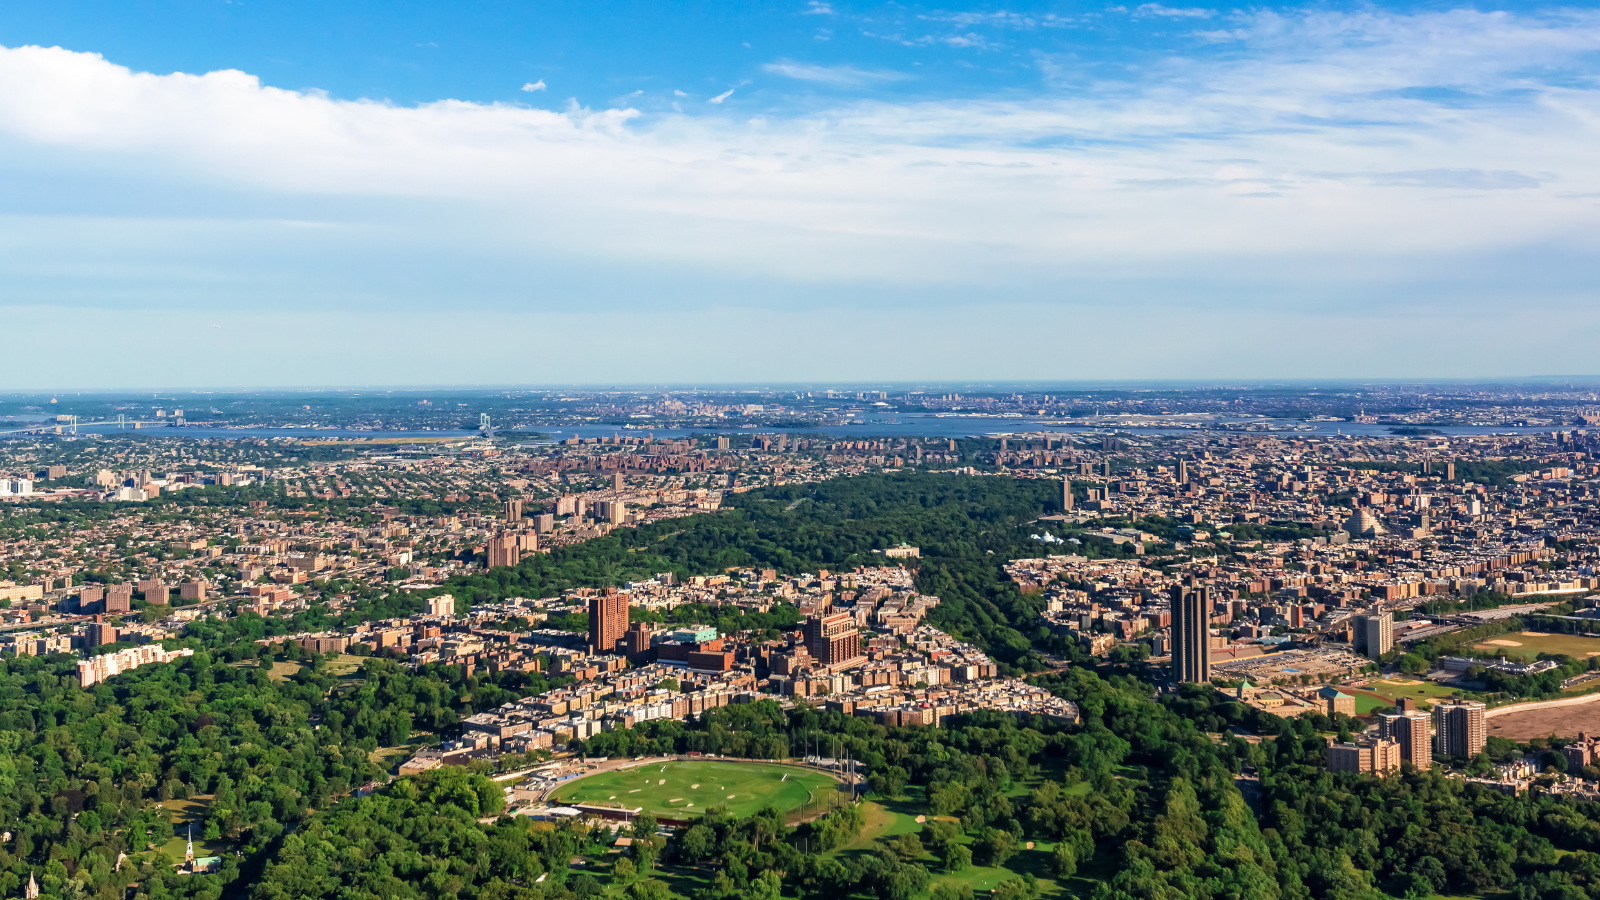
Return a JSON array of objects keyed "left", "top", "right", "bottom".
[
  {"left": 597, "top": 500, "right": 627, "bottom": 525},
  {"left": 588, "top": 589, "right": 629, "bottom": 654},
  {"left": 1379, "top": 711, "right": 1433, "bottom": 769},
  {"left": 1445, "top": 462, "right": 1456, "bottom": 480},
  {"left": 804, "top": 613, "right": 865, "bottom": 670},
  {"left": 487, "top": 533, "right": 520, "bottom": 569},
  {"left": 1177, "top": 458, "right": 1189, "bottom": 485},
  {"left": 1359, "top": 612, "right": 1394, "bottom": 659},
  {"left": 78, "top": 584, "right": 104, "bottom": 612},
  {"left": 86, "top": 620, "right": 118, "bottom": 647},
  {"left": 1433, "top": 699, "right": 1487, "bottom": 759},
  {"left": 1326, "top": 738, "right": 1402, "bottom": 775},
  {"left": 622, "top": 622, "right": 655, "bottom": 662},
  {"left": 1171, "top": 580, "right": 1211, "bottom": 683},
  {"left": 140, "top": 580, "right": 168, "bottom": 605},
  {"left": 106, "top": 584, "right": 132, "bottom": 613},
  {"left": 504, "top": 499, "right": 522, "bottom": 523},
  {"left": 612, "top": 472, "right": 624, "bottom": 492},
  {"left": 1061, "top": 478, "right": 1073, "bottom": 511},
  {"left": 426, "top": 594, "right": 455, "bottom": 617},
  {"left": 532, "top": 513, "right": 555, "bottom": 533}
]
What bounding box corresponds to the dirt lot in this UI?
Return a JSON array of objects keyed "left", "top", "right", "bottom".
[{"left": 1489, "top": 700, "right": 1600, "bottom": 740}]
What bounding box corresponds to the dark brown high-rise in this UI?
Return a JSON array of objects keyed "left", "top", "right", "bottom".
[
  {"left": 1172, "top": 579, "right": 1210, "bottom": 684},
  {"left": 588, "top": 589, "right": 629, "bottom": 654},
  {"left": 804, "top": 613, "right": 864, "bottom": 669}
]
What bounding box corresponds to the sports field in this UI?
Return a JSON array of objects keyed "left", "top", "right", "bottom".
[
  {"left": 1471, "top": 631, "right": 1600, "bottom": 663},
  {"left": 1356, "top": 678, "right": 1461, "bottom": 708},
  {"left": 553, "top": 760, "right": 840, "bottom": 820}
]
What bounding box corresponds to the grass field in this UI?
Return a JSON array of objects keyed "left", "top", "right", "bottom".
[
  {"left": 237, "top": 652, "right": 365, "bottom": 684},
  {"left": 1471, "top": 631, "right": 1600, "bottom": 663},
  {"left": 1352, "top": 679, "right": 1461, "bottom": 709},
  {"left": 931, "top": 838, "right": 1062, "bottom": 896},
  {"left": 553, "top": 761, "right": 839, "bottom": 821},
  {"left": 1346, "top": 691, "right": 1395, "bottom": 715},
  {"left": 156, "top": 797, "right": 226, "bottom": 861}
]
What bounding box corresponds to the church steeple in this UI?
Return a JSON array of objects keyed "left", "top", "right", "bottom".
[
  {"left": 23, "top": 872, "right": 38, "bottom": 900},
  {"left": 185, "top": 822, "right": 195, "bottom": 867}
]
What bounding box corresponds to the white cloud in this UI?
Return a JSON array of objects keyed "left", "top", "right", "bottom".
[
  {"left": 803, "top": 0, "right": 835, "bottom": 14},
  {"left": 921, "top": 11, "right": 1071, "bottom": 29},
  {"left": 1, "top": 9, "right": 1600, "bottom": 380},
  {"left": 521, "top": 80, "right": 546, "bottom": 92},
  {"left": 708, "top": 88, "right": 735, "bottom": 103},
  {"left": 1132, "top": 4, "right": 1214, "bottom": 18},
  {"left": 762, "top": 60, "right": 910, "bottom": 85}
]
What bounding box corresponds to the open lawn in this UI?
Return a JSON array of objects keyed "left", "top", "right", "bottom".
[
  {"left": 322, "top": 653, "right": 365, "bottom": 677},
  {"left": 553, "top": 761, "right": 839, "bottom": 821},
  {"left": 835, "top": 795, "right": 925, "bottom": 855},
  {"left": 1351, "top": 679, "right": 1461, "bottom": 709},
  {"left": 370, "top": 743, "right": 416, "bottom": 769},
  {"left": 156, "top": 796, "right": 226, "bottom": 861},
  {"left": 241, "top": 652, "right": 365, "bottom": 684},
  {"left": 1346, "top": 691, "right": 1396, "bottom": 715},
  {"left": 931, "top": 840, "right": 1063, "bottom": 896},
  {"left": 1471, "top": 631, "right": 1600, "bottom": 663}
]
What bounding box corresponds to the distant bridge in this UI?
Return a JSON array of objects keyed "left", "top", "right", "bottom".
[{"left": 0, "top": 415, "right": 148, "bottom": 436}]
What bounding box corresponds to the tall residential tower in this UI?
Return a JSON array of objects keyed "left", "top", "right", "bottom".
[
  {"left": 1171, "top": 579, "right": 1211, "bottom": 684},
  {"left": 588, "top": 589, "right": 630, "bottom": 654}
]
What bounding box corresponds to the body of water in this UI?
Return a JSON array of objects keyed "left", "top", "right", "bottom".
[{"left": 3, "top": 415, "right": 1563, "bottom": 443}]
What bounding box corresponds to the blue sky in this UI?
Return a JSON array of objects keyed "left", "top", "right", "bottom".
[
  {"left": 0, "top": 0, "right": 1418, "bottom": 107},
  {"left": 0, "top": 1, "right": 1598, "bottom": 387}
]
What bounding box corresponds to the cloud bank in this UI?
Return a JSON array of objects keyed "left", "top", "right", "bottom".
[{"left": 0, "top": 7, "right": 1598, "bottom": 385}]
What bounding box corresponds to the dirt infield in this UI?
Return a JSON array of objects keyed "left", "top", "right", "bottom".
[{"left": 1489, "top": 695, "right": 1600, "bottom": 740}]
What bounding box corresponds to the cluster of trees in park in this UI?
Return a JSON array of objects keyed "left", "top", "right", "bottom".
[
  {"left": 250, "top": 767, "right": 533, "bottom": 899},
  {"left": 1164, "top": 680, "right": 1600, "bottom": 898},
  {"left": 0, "top": 640, "right": 579, "bottom": 900},
  {"left": 0, "top": 651, "right": 386, "bottom": 899},
  {"left": 313, "top": 654, "right": 560, "bottom": 749},
  {"left": 423, "top": 472, "right": 1173, "bottom": 673},
  {"left": 1255, "top": 708, "right": 1600, "bottom": 899}
]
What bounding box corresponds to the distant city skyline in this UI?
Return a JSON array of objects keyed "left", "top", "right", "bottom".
[{"left": 0, "top": 1, "right": 1597, "bottom": 386}]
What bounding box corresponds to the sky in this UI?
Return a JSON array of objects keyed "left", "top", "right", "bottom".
[{"left": 1, "top": 0, "right": 1599, "bottom": 388}]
